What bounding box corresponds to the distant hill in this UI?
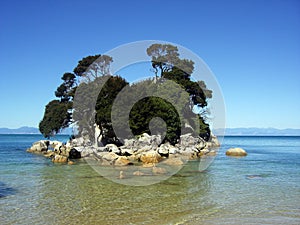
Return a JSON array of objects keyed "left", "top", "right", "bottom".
[
  {"left": 1, "top": 126, "right": 299, "bottom": 136},
  {"left": 0, "top": 126, "right": 40, "bottom": 134},
  {"left": 214, "top": 128, "right": 300, "bottom": 136},
  {"left": 0, "top": 126, "right": 72, "bottom": 135}
]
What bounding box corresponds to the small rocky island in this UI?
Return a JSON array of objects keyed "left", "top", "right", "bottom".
[
  {"left": 27, "top": 133, "right": 220, "bottom": 168},
  {"left": 30, "top": 44, "right": 224, "bottom": 177}
]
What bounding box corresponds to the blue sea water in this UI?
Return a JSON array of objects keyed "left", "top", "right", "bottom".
[{"left": 0, "top": 134, "right": 299, "bottom": 224}]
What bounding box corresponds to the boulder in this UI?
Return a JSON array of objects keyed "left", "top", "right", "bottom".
[
  {"left": 52, "top": 155, "right": 68, "bottom": 163},
  {"left": 114, "top": 156, "right": 132, "bottom": 166},
  {"left": 68, "top": 160, "right": 75, "bottom": 165},
  {"left": 68, "top": 148, "right": 81, "bottom": 159},
  {"left": 206, "top": 150, "right": 217, "bottom": 156},
  {"left": 140, "top": 150, "right": 162, "bottom": 164},
  {"left": 105, "top": 144, "right": 120, "bottom": 154},
  {"left": 138, "top": 133, "right": 152, "bottom": 145},
  {"left": 226, "top": 148, "right": 247, "bottom": 157},
  {"left": 120, "top": 148, "right": 134, "bottom": 156},
  {"left": 102, "top": 152, "right": 119, "bottom": 162},
  {"left": 133, "top": 170, "right": 145, "bottom": 176},
  {"left": 210, "top": 135, "right": 220, "bottom": 147},
  {"left": 80, "top": 147, "right": 94, "bottom": 158},
  {"left": 198, "top": 148, "right": 209, "bottom": 156},
  {"left": 157, "top": 143, "right": 170, "bottom": 156},
  {"left": 195, "top": 140, "right": 206, "bottom": 150},
  {"left": 27, "top": 140, "right": 49, "bottom": 152},
  {"left": 124, "top": 138, "right": 135, "bottom": 147},
  {"left": 44, "top": 150, "right": 55, "bottom": 158},
  {"left": 179, "top": 133, "right": 198, "bottom": 147},
  {"left": 152, "top": 166, "right": 167, "bottom": 175},
  {"left": 50, "top": 141, "right": 63, "bottom": 152},
  {"left": 168, "top": 146, "right": 179, "bottom": 154},
  {"left": 162, "top": 157, "right": 184, "bottom": 166}
]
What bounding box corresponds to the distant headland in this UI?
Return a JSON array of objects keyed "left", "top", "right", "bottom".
[
  {"left": 0, "top": 126, "right": 72, "bottom": 135},
  {"left": 1, "top": 126, "right": 299, "bottom": 136}
]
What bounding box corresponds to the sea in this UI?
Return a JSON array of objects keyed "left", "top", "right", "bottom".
[{"left": 0, "top": 134, "right": 299, "bottom": 225}]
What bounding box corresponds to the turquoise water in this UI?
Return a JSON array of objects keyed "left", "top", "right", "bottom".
[{"left": 0, "top": 134, "right": 300, "bottom": 224}]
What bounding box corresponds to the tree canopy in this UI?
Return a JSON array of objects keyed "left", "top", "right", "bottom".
[{"left": 39, "top": 44, "right": 212, "bottom": 143}]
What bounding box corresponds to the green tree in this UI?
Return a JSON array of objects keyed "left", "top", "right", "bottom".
[
  {"left": 73, "top": 54, "right": 113, "bottom": 81},
  {"left": 95, "top": 75, "right": 128, "bottom": 144},
  {"left": 147, "top": 43, "right": 212, "bottom": 140},
  {"left": 39, "top": 100, "right": 71, "bottom": 138}
]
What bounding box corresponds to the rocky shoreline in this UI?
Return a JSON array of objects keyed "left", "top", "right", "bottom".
[{"left": 27, "top": 133, "right": 220, "bottom": 167}]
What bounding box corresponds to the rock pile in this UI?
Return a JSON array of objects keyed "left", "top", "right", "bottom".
[
  {"left": 27, "top": 140, "right": 81, "bottom": 163},
  {"left": 78, "top": 133, "right": 220, "bottom": 167},
  {"left": 27, "top": 133, "right": 220, "bottom": 166}
]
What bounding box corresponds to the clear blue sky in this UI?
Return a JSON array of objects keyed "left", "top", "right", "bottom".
[{"left": 0, "top": 0, "right": 299, "bottom": 129}]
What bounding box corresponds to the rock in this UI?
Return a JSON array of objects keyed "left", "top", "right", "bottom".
[
  {"left": 50, "top": 141, "right": 63, "bottom": 152},
  {"left": 195, "top": 140, "right": 206, "bottom": 150},
  {"left": 179, "top": 133, "right": 199, "bottom": 147},
  {"left": 226, "top": 148, "right": 247, "bottom": 157},
  {"left": 44, "top": 150, "right": 55, "bottom": 158},
  {"left": 210, "top": 134, "right": 220, "bottom": 147},
  {"left": 198, "top": 148, "right": 209, "bottom": 156},
  {"left": 101, "top": 158, "right": 112, "bottom": 166},
  {"left": 68, "top": 148, "right": 81, "bottom": 159},
  {"left": 138, "top": 133, "right": 151, "bottom": 145},
  {"left": 70, "top": 137, "right": 84, "bottom": 147},
  {"left": 152, "top": 166, "right": 167, "bottom": 175},
  {"left": 102, "top": 152, "right": 119, "bottom": 162},
  {"left": 68, "top": 160, "right": 75, "bottom": 165},
  {"left": 206, "top": 150, "right": 217, "bottom": 156},
  {"left": 150, "top": 134, "right": 162, "bottom": 147},
  {"left": 133, "top": 170, "right": 145, "bottom": 176},
  {"left": 142, "top": 163, "right": 156, "bottom": 168},
  {"left": 140, "top": 150, "right": 162, "bottom": 164},
  {"left": 52, "top": 155, "right": 68, "bottom": 163},
  {"left": 120, "top": 148, "right": 134, "bottom": 156},
  {"left": 157, "top": 143, "right": 170, "bottom": 156},
  {"left": 162, "top": 157, "right": 184, "bottom": 166},
  {"left": 119, "top": 171, "right": 125, "bottom": 179},
  {"left": 168, "top": 146, "right": 179, "bottom": 154},
  {"left": 80, "top": 147, "right": 94, "bottom": 158},
  {"left": 105, "top": 144, "right": 120, "bottom": 154},
  {"left": 114, "top": 156, "right": 132, "bottom": 166},
  {"left": 59, "top": 146, "right": 69, "bottom": 157},
  {"left": 136, "top": 145, "right": 152, "bottom": 153},
  {"left": 124, "top": 138, "right": 135, "bottom": 147},
  {"left": 27, "top": 140, "right": 49, "bottom": 152}
]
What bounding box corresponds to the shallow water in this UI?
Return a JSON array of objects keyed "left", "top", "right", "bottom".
[{"left": 0, "top": 135, "right": 300, "bottom": 224}]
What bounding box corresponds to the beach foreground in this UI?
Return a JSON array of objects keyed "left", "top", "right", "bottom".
[{"left": 1, "top": 135, "right": 300, "bottom": 224}]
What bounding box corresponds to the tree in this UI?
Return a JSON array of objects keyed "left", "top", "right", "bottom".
[
  {"left": 55, "top": 72, "right": 76, "bottom": 102},
  {"left": 39, "top": 100, "right": 71, "bottom": 138},
  {"left": 73, "top": 54, "right": 113, "bottom": 81},
  {"left": 95, "top": 75, "right": 128, "bottom": 144},
  {"left": 147, "top": 43, "right": 213, "bottom": 140},
  {"left": 39, "top": 45, "right": 213, "bottom": 143},
  {"left": 146, "top": 44, "right": 179, "bottom": 78},
  {"left": 39, "top": 55, "right": 102, "bottom": 138}
]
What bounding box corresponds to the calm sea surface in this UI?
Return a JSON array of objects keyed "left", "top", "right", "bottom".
[{"left": 0, "top": 134, "right": 299, "bottom": 225}]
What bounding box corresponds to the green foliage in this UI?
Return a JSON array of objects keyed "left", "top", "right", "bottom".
[
  {"left": 94, "top": 75, "right": 128, "bottom": 143},
  {"left": 129, "top": 96, "right": 181, "bottom": 144},
  {"left": 147, "top": 43, "right": 213, "bottom": 140},
  {"left": 55, "top": 72, "right": 76, "bottom": 102},
  {"left": 73, "top": 54, "right": 113, "bottom": 79},
  {"left": 39, "top": 100, "right": 71, "bottom": 138},
  {"left": 39, "top": 55, "right": 100, "bottom": 137},
  {"left": 39, "top": 44, "right": 213, "bottom": 143},
  {"left": 73, "top": 55, "right": 100, "bottom": 77}
]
